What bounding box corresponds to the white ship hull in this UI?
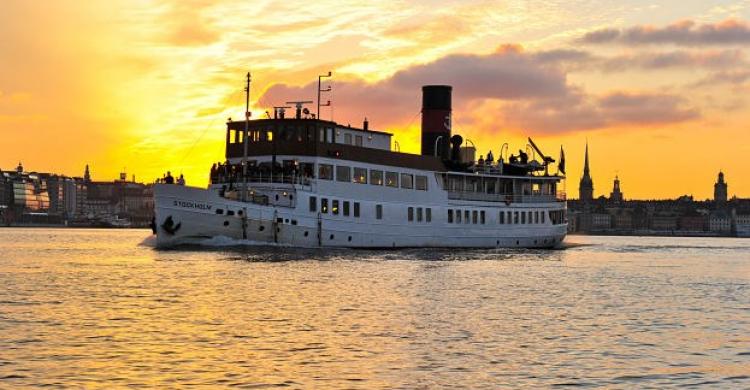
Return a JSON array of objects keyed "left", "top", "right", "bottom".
[{"left": 154, "top": 183, "right": 567, "bottom": 249}]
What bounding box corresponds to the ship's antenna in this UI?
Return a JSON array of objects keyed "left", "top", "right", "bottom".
[
  {"left": 317, "top": 71, "right": 332, "bottom": 120},
  {"left": 242, "top": 71, "right": 251, "bottom": 202}
]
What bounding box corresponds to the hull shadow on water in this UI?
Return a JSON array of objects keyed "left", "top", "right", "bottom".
[{"left": 141, "top": 234, "right": 576, "bottom": 262}]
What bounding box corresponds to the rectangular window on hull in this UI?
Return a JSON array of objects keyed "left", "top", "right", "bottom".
[
  {"left": 332, "top": 200, "right": 339, "bottom": 215},
  {"left": 464, "top": 210, "right": 470, "bottom": 224},
  {"left": 385, "top": 172, "right": 399, "bottom": 188},
  {"left": 354, "top": 202, "right": 360, "bottom": 218},
  {"left": 355, "top": 135, "right": 363, "bottom": 147},
  {"left": 376, "top": 204, "right": 383, "bottom": 219},
  {"left": 370, "top": 170, "right": 383, "bottom": 185},
  {"left": 353, "top": 168, "right": 367, "bottom": 184},
  {"left": 401, "top": 173, "right": 414, "bottom": 189},
  {"left": 318, "top": 164, "right": 333, "bottom": 180},
  {"left": 415, "top": 176, "right": 428, "bottom": 191},
  {"left": 480, "top": 210, "right": 485, "bottom": 224},
  {"left": 456, "top": 209, "right": 462, "bottom": 224},
  {"left": 408, "top": 207, "right": 414, "bottom": 222},
  {"left": 499, "top": 211, "right": 504, "bottom": 224},
  {"left": 336, "top": 166, "right": 351, "bottom": 182},
  {"left": 343, "top": 201, "right": 350, "bottom": 216},
  {"left": 514, "top": 211, "right": 519, "bottom": 224},
  {"left": 535, "top": 211, "right": 539, "bottom": 224},
  {"left": 472, "top": 210, "right": 478, "bottom": 224},
  {"left": 321, "top": 198, "right": 328, "bottom": 213},
  {"left": 448, "top": 209, "right": 454, "bottom": 223},
  {"left": 521, "top": 212, "right": 526, "bottom": 224},
  {"left": 426, "top": 208, "right": 432, "bottom": 223},
  {"left": 309, "top": 196, "right": 317, "bottom": 212},
  {"left": 541, "top": 211, "right": 546, "bottom": 224},
  {"left": 417, "top": 207, "right": 423, "bottom": 222}
]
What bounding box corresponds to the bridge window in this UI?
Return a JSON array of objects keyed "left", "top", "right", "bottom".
[
  {"left": 401, "top": 174, "right": 413, "bottom": 189},
  {"left": 370, "top": 170, "right": 384, "bottom": 186},
  {"left": 415, "top": 175, "right": 428, "bottom": 191},
  {"left": 376, "top": 204, "right": 383, "bottom": 220},
  {"left": 336, "top": 166, "right": 351, "bottom": 182},
  {"left": 309, "top": 196, "right": 317, "bottom": 212},
  {"left": 343, "top": 201, "right": 350, "bottom": 216},
  {"left": 385, "top": 172, "right": 399, "bottom": 188},
  {"left": 318, "top": 164, "right": 333, "bottom": 180},
  {"left": 321, "top": 198, "right": 329, "bottom": 214},
  {"left": 353, "top": 168, "right": 367, "bottom": 184}
]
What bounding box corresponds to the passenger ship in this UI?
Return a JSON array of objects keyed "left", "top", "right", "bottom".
[{"left": 153, "top": 76, "right": 568, "bottom": 248}]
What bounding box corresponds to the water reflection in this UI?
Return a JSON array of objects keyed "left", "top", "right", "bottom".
[{"left": 0, "top": 229, "right": 748, "bottom": 388}]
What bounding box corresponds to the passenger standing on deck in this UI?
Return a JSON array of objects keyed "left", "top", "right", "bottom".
[
  {"left": 165, "top": 171, "right": 175, "bottom": 184},
  {"left": 177, "top": 174, "right": 185, "bottom": 186}
]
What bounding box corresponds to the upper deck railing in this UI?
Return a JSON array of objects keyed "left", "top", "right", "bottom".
[{"left": 446, "top": 190, "right": 566, "bottom": 204}]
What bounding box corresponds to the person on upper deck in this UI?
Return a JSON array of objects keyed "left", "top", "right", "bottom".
[
  {"left": 165, "top": 171, "right": 174, "bottom": 184},
  {"left": 177, "top": 174, "right": 185, "bottom": 186},
  {"left": 519, "top": 150, "right": 528, "bottom": 164}
]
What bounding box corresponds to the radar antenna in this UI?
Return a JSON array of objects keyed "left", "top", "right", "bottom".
[{"left": 285, "top": 101, "right": 314, "bottom": 119}]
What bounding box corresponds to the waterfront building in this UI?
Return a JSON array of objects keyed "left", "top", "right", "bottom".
[
  {"left": 579, "top": 143, "right": 594, "bottom": 202},
  {"left": 590, "top": 212, "right": 612, "bottom": 230},
  {"left": 651, "top": 211, "right": 679, "bottom": 231},
  {"left": 610, "top": 175, "right": 623, "bottom": 203},
  {"left": 714, "top": 171, "right": 727, "bottom": 204},
  {"left": 609, "top": 207, "right": 633, "bottom": 230},
  {"left": 737, "top": 214, "right": 750, "bottom": 237},
  {"left": 709, "top": 211, "right": 731, "bottom": 233},
  {"left": 678, "top": 214, "right": 708, "bottom": 232}
]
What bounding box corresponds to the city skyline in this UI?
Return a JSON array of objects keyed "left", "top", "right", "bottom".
[{"left": 2, "top": 1, "right": 750, "bottom": 199}]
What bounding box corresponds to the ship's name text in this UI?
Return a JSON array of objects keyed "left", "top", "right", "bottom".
[{"left": 173, "top": 200, "right": 213, "bottom": 210}]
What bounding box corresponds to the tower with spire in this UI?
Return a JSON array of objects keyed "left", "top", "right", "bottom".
[
  {"left": 610, "top": 175, "right": 623, "bottom": 202},
  {"left": 579, "top": 143, "right": 594, "bottom": 202},
  {"left": 83, "top": 164, "right": 91, "bottom": 183},
  {"left": 714, "top": 171, "right": 727, "bottom": 204}
]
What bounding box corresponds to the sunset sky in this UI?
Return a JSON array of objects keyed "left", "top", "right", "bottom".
[{"left": 2, "top": 0, "right": 749, "bottom": 199}]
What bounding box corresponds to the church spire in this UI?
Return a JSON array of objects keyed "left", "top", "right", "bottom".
[
  {"left": 579, "top": 142, "right": 594, "bottom": 202},
  {"left": 583, "top": 142, "right": 590, "bottom": 176}
]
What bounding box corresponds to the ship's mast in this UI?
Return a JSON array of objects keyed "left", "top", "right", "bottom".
[{"left": 242, "top": 72, "right": 251, "bottom": 202}]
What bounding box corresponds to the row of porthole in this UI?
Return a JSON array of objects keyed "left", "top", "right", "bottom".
[
  {"left": 216, "top": 208, "right": 243, "bottom": 216},
  {"left": 220, "top": 219, "right": 554, "bottom": 246}
]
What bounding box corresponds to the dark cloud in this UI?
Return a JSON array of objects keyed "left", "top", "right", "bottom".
[
  {"left": 259, "top": 45, "right": 571, "bottom": 129},
  {"left": 581, "top": 19, "right": 750, "bottom": 46},
  {"left": 258, "top": 45, "right": 700, "bottom": 135},
  {"left": 598, "top": 93, "right": 699, "bottom": 125},
  {"left": 502, "top": 92, "right": 699, "bottom": 134},
  {"left": 601, "top": 49, "right": 746, "bottom": 71}
]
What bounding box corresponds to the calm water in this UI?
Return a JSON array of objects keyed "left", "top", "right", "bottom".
[{"left": 1, "top": 229, "right": 749, "bottom": 388}]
